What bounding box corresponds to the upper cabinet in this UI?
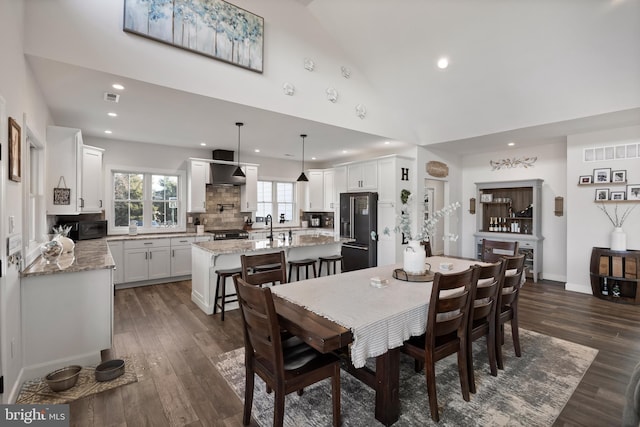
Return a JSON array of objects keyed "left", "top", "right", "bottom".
[
  {"left": 347, "top": 161, "right": 377, "bottom": 191},
  {"left": 323, "top": 169, "right": 336, "bottom": 210},
  {"left": 47, "top": 126, "right": 104, "bottom": 215},
  {"left": 240, "top": 165, "right": 258, "bottom": 211},
  {"left": 306, "top": 170, "right": 324, "bottom": 211},
  {"left": 187, "top": 159, "right": 209, "bottom": 213}
]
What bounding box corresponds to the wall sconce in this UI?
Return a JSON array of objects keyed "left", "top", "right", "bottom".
[
  {"left": 554, "top": 196, "right": 564, "bottom": 216},
  {"left": 469, "top": 198, "right": 476, "bottom": 214}
]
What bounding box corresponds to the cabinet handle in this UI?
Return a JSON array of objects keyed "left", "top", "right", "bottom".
[
  {"left": 80, "top": 198, "right": 85, "bottom": 208},
  {"left": 203, "top": 201, "right": 205, "bottom": 208},
  {"left": 144, "top": 242, "right": 152, "bottom": 245},
  {"left": 145, "top": 252, "right": 148, "bottom": 260},
  {"left": 172, "top": 250, "right": 175, "bottom": 257},
  {"left": 149, "top": 252, "right": 152, "bottom": 260},
  {"left": 99, "top": 200, "right": 103, "bottom": 208}
]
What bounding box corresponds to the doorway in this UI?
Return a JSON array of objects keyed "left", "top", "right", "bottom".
[{"left": 424, "top": 179, "right": 445, "bottom": 255}]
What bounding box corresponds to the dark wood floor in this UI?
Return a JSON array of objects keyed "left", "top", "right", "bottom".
[{"left": 69, "top": 278, "right": 640, "bottom": 426}]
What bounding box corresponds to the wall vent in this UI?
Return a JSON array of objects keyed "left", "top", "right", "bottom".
[{"left": 103, "top": 92, "right": 120, "bottom": 103}]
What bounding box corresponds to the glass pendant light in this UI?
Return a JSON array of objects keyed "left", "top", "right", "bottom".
[
  {"left": 297, "top": 134, "right": 308, "bottom": 182},
  {"left": 232, "top": 122, "right": 246, "bottom": 177}
]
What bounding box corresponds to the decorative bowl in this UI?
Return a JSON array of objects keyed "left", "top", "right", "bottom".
[
  {"left": 45, "top": 365, "right": 81, "bottom": 392},
  {"left": 95, "top": 359, "right": 125, "bottom": 382}
]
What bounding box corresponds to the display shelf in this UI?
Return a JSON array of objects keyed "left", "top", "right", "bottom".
[
  {"left": 589, "top": 247, "right": 640, "bottom": 305},
  {"left": 578, "top": 182, "right": 627, "bottom": 186}
]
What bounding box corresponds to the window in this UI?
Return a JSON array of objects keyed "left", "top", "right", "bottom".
[
  {"left": 109, "top": 167, "right": 185, "bottom": 233},
  {"left": 257, "top": 180, "right": 296, "bottom": 223},
  {"left": 24, "top": 129, "right": 46, "bottom": 264}
]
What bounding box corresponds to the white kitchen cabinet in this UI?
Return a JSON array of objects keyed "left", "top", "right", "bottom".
[
  {"left": 171, "top": 236, "right": 194, "bottom": 277},
  {"left": 377, "top": 157, "right": 396, "bottom": 203},
  {"left": 187, "top": 159, "right": 209, "bottom": 213},
  {"left": 46, "top": 126, "right": 83, "bottom": 215},
  {"left": 240, "top": 165, "right": 258, "bottom": 211},
  {"left": 107, "top": 240, "right": 124, "bottom": 284},
  {"left": 123, "top": 239, "right": 171, "bottom": 282},
  {"left": 81, "top": 145, "right": 104, "bottom": 212},
  {"left": 323, "top": 169, "right": 336, "bottom": 210},
  {"left": 306, "top": 169, "right": 324, "bottom": 210},
  {"left": 347, "top": 161, "right": 377, "bottom": 191}
]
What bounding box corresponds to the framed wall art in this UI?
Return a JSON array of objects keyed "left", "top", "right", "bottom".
[
  {"left": 610, "top": 191, "right": 626, "bottom": 201},
  {"left": 123, "top": 0, "right": 264, "bottom": 73},
  {"left": 579, "top": 175, "right": 592, "bottom": 184},
  {"left": 595, "top": 188, "right": 609, "bottom": 201},
  {"left": 8, "top": 117, "right": 21, "bottom": 182},
  {"left": 593, "top": 168, "right": 611, "bottom": 184},
  {"left": 612, "top": 170, "right": 627, "bottom": 183},
  {"left": 627, "top": 184, "right": 640, "bottom": 201}
]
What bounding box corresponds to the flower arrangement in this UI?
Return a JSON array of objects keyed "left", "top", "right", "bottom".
[
  {"left": 52, "top": 224, "right": 72, "bottom": 237},
  {"left": 384, "top": 190, "right": 461, "bottom": 242},
  {"left": 597, "top": 202, "right": 637, "bottom": 228}
]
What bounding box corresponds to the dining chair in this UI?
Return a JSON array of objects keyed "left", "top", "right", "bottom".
[
  {"left": 420, "top": 240, "right": 433, "bottom": 257},
  {"left": 496, "top": 254, "right": 526, "bottom": 370},
  {"left": 240, "top": 251, "right": 287, "bottom": 287},
  {"left": 402, "top": 266, "right": 480, "bottom": 422},
  {"left": 233, "top": 275, "right": 341, "bottom": 427},
  {"left": 466, "top": 260, "right": 505, "bottom": 393},
  {"left": 481, "top": 239, "right": 519, "bottom": 263}
]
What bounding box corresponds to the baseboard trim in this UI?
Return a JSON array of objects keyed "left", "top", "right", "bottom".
[{"left": 565, "top": 282, "right": 591, "bottom": 295}]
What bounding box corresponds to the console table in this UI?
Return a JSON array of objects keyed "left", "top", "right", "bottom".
[{"left": 590, "top": 247, "right": 640, "bottom": 305}]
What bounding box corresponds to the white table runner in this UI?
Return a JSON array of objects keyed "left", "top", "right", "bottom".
[{"left": 271, "top": 257, "right": 484, "bottom": 368}]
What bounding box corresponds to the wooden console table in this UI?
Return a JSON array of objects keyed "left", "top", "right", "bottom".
[{"left": 590, "top": 247, "right": 640, "bottom": 305}]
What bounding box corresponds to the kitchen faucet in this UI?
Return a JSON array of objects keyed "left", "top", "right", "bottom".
[{"left": 265, "top": 214, "right": 273, "bottom": 241}]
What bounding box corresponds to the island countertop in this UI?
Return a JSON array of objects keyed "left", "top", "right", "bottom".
[
  {"left": 193, "top": 235, "right": 353, "bottom": 256},
  {"left": 21, "top": 238, "right": 115, "bottom": 278}
]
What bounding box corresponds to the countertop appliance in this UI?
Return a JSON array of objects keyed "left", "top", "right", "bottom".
[
  {"left": 310, "top": 214, "right": 322, "bottom": 227},
  {"left": 207, "top": 229, "right": 249, "bottom": 240},
  {"left": 57, "top": 220, "right": 107, "bottom": 240},
  {"left": 340, "top": 192, "right": 378, "bottom": 271}
]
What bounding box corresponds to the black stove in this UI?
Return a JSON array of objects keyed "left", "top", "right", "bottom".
[{"left": 207, "top": 229, "right": 249, "bottom": 240}]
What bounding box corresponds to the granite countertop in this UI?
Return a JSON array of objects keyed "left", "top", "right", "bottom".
[
  {"left": 107, "top": 232, "right": 205, "bottom": 241},
  {"left": 194, "top": 235, "right": 352, "bottom": 256},
  {"left": 22, "top": 239, "right": 115, "bottom": 278},
  {"left": 246, "top": 227, "right": 334, "bottom": 233}
]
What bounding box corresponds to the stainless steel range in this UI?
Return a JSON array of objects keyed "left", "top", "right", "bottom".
[{"left": 207, "top": 229, "right": 249, "bottom": 240}]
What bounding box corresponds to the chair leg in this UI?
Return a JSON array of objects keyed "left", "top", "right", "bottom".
[
  {"left": 304, "top": 265, "right": 309, "bottom": 280},
  {"left": 274, "top": 388, "right": 286, "bottom": 427},
  {"left": 220, "top": 277, "right": 227, "bottom": 321},
  {"left": 332, "top": 363, "right": 341, "bottom": 427},
  {"left": 318, "top": 260, "right": 324, "bottom": 277},
  {"left": 488, "top": 322, "right": 498, "bottom": 377},
  {"left": 213, "top": 275, "right": 221, "bottom": 315},
  {"left": 511, "top": 304, "right": 522, "bottom": 357},
  {"left": 243, "top": 366, "right": 254, "bottom": 426},
  {"left": 288, "top": 264, "right": 294, "bottom": 283},
  {"left": 312, "top": 262, "right": 317, "bottom": 278},
  {"left": 457, "top": 339, "right": 471, "bottom": 402},
  {"left": 425, "top": 359, "right": 439, "bottom": 422},
  {"left": 496, "top": 322, "right": 505, "bottom": 370},
  {"left": 467, "top": 338, "right": 476, "bottom": 394}
]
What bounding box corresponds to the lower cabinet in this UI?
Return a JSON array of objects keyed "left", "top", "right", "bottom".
[
  {"left": 171, "top": 237, "right": 194, "bottom": 277},
  {"left": 108, "top": 241, "right": 124, "bottom": 284},
  {"left": 123, "top": 239, "right": 171, "bottom": 283}
]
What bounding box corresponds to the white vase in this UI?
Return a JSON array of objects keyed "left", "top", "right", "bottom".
[
  {"left": 404, "top": 240, "right": 427, "bottom": 274},
  {"left": 54, "top": 234, "right": 75, "bottom": 253},
  {"left": 610, "top": 227, "right": 627, "bottom": 251}
]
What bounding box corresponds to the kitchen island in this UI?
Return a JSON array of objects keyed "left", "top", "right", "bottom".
[{"left": 191, "top": 235, "right": 352, "bottom": 314}]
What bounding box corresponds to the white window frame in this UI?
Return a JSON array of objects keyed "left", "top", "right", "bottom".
[
  {"left": 105, "top": 165, "right": 186, "bottom": 235},
  {"left": 256, "top": 179, "right": 299, "bottom": 227},
  {"left": 23, "top": 124, "right": 46, "bottom": 266}
]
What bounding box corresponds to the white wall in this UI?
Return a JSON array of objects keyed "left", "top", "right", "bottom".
[
  {"left": 566, "top": 125, "right": 640, "bottom": 294},
  {"left": 461, "top": 142, "right": 567, "bottom": 281}
]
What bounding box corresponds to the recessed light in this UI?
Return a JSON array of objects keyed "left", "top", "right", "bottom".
[
  {"left": 508, "top": 142, "right": 515, "bottom": 146},
  {"left": 112, "top": 83, "right": 125, "bottom": 90},
  {"left": 104, "top": 130, "right": 112, "bottom": 134},
  {"left": 384, "top": 141, "right": 390, "bottom": 145},
  {"left": 200, "top": 142, "right": 206, "bottom": 146},
  {"left": 311, "top": 157, "right": 316, "bottom": 160},
  {"left": 342, "top": 150, "right": 348, "bottom": 154},
  {"left": 107, "top": 112, "right": 117, "bottom": 117},
  {"left": 437, "top": 57, "right": 449, "bottom": 69},
  {"left": 254, "top": 149, "right": 260, "bottom": 153}
]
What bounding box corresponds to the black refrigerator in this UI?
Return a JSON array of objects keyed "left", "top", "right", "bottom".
[{"left": 340, "top": 192, "right": 378, "bottom": 271}]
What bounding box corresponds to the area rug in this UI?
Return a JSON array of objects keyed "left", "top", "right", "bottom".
[
  {"left": 16, "top": 357, "right": 138, "bottom": 404},
  {"left": 215, "top": 328, "right": 598, "bottom": 426}
]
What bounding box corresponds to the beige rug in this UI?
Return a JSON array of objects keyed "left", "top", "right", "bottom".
[{"left": 16, "top": 357, "right": 138, "bottom": 404}]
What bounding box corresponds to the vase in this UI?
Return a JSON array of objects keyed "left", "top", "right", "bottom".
[
  {"left": 610, "top": 227, "right": 627, "bottom": 251},
  {"left": 40, "top": 238, "right": 63, "bottom": 264},
  {"left": 54, "top": 234, "right": 75, "bottom": 253},
  {"left": 404, "top": 240, "right": 427, "bottom": 274}
]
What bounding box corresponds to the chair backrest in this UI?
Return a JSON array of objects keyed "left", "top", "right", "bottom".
[
  {"left": 481, "top": 239, "right": 519, "bottom": 263},
  {"left": 233, "top": 275, "right": 284, "bottom": 373},
  {"left": 241, "top": 251, "right": 287, "bottom": 286},
  {"left": 499, "top": 254, "right": 526, "bottom": 308},
  {"left": 420, "top": 240, "right": 433, "bottom": 257},
  {"left": 426, "top": 266, "right": 480, "bottom": 346},
  {"left": 469, "top": 260, "right": 505, "bottom": 327}
]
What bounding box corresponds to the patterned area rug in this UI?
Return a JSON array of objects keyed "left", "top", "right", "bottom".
[
  {"left": 16, "top": 357, "right": 138, "bottom": 404},
  {"left": 215, "top": 328, "right": 598, "bottom": 426}
]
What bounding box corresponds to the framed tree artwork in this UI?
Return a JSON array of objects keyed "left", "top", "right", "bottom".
[{"left": 9, "top": 117, "right": 21, "bottom": 182}]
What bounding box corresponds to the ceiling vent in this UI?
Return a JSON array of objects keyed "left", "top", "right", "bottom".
[{"left": 103, "top": 92, "right": 120, "bottom": 103}]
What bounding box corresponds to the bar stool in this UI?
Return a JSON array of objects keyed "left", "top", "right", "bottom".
[
  {"left": 213, "top": 267, "right": 242, "bottom": 321},
  {"left": 318, "top": 255, "right": 344, "bottom": 276},
  {"left": 288, "top": 259, "right": 317, "bottom": 282}
]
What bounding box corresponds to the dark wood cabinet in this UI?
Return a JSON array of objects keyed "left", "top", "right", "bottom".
[{"left": 590, "top": 247, "right": 640, "bottom": 304}]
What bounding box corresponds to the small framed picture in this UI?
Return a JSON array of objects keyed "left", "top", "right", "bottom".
[
  {"left": 627, "top": 184, "right": 640, "bottom": 201},
  {"left": 480, "top": 193, "right": 493, "bottom": 203},
  {"left": 610, "top": 191, "right": 626, "bottom": 201},
  {"left": 579, "top": 175, "right": 592, "bottom": 184},
  {"left": 595, "top": 188, "right": 609, "bottom": 201},
  {"left": 8, "top": 117, "right": 21, "bottom": 182},
  {"left": 612, "top": 170, "right": 627, "bottom": 183},
  {"left": 593, "top": 168, "right": 611, "bottom": 183}
]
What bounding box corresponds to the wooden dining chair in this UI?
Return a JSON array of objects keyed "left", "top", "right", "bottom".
[
  {"left": 496, "top": 254, "right": 526, "bottom": 370},
  {"left": 481, "top": 239, "right": 519, "bottom": 263},
  {"left": 420, "top": 240, "right": 433, "bottom": 257},
  {"left": 466, "top": 260, "right": 505, "bottom": 393},
  {"left": 402, "top": 266, "right": 480, "bottom": 422},
  {"left": 240, "top": 251, "right": 287, "bottom": 287},
  {"left": 233, "top": 275, "right": 341, "bottom": 427}
]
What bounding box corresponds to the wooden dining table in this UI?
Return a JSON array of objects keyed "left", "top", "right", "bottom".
[{"left": 271, "top": 256, "right": 485, "bottom": 426}]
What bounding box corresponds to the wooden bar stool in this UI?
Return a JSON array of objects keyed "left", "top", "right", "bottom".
[
  {"left": 213, "top": 267, "right": 242, "bottom": 321},
  {"left": 288, "top": 259, "right": 317, "bottom": 282},
  {"left": 318, "top": 255, "right": 344, "bottom": 276}
]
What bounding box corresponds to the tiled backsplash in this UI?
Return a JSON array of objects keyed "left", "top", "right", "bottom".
[{"left": 187, "top": 185, "right": 245, "bottom": 230}]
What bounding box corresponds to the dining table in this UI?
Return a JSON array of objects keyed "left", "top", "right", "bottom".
[{"left": 271, "top": 255, "right": 487, "bottom": 426}]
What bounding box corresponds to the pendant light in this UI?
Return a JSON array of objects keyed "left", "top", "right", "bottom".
[
  {"left": 232, "top": 122, "right": 245, "bottom": 177},
  {"left": 296, "top": 134, "right": 309, "bottom": 182}
]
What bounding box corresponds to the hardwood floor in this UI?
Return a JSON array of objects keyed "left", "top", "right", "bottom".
[{"left": 69, "top": 279, "right": 640, "bottom": 426}]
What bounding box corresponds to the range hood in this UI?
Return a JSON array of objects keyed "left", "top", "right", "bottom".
[{"left": 209, "top": 150, "right": 246, "bottom": 186}]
